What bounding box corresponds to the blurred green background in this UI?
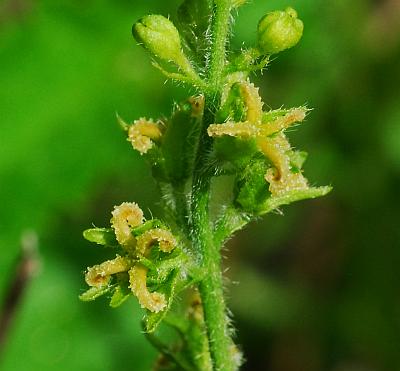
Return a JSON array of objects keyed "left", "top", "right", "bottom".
[{"left": 1, "top": 0, "right": 399, "bottom": 370}]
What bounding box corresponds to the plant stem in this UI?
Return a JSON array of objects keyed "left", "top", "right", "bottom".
[
  {"left": 192, "top": 100, "right": 236, "bottom": 371},
  {"left": 198, "top": 237, "right": 235, "bottom": 370},
  {"left": 190, "top": 1, "right": 236, "bottom": 369},
  {"left": 208, "top": 0, "right": 232, "bottom": 92}
]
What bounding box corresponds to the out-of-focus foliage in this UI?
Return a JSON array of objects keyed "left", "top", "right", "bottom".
[{"left": 0, "top": 0, "right": 399, "bottom": 370}]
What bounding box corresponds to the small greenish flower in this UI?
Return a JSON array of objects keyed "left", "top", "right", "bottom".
[
  {"left": 257, "top": 7, "right": 303, "bottom": 55},
  {"left": 127, "top": 118, "right": 162, "bottom": 155},
  {"left": 81, "top": 202, "right": 180, "bottom": 315}
]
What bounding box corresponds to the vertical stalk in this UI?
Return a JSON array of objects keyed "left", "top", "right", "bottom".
[
  {"left": 208, "top": 0, "right": 232, "bottom": 92},
  {"left": 192, "top": 100, "right": 236, "bottom": 371},
  {"left": 197, "top": 212, "right": 235, "bottom": 370},
  {"left": 190, "top": 1, "right": 236, "bottom": 369}
]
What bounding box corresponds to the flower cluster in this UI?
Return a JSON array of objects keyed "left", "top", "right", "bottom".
[
  {"left": 80, "top": 202, "right": 180, "bottom": 314},
  {"left": 208, "top": 80, "right": 309, "bottom": 196},
  {"left": 205, "top": 77, "right": 331, "bottom": 216}
]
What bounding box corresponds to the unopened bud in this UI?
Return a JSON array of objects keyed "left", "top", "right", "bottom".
[
  {"left": 133, "top": 15, "right": 184, "bottom": 63},
  {"left": 257, "top": 7, "right": 303, "bottom": 55}
]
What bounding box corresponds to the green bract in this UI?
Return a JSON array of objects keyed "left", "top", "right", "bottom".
[
  {"left": 257, "top": 7, "right": 304, "bottom": 55},
  {"left": 234, "top": 159, "right": 270, "bottom": 213},
  {"left": 83, "top": 228, "right": 118, "bottom": 246}
]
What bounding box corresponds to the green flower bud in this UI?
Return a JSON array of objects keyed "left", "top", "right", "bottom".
[
  {"left": 133, "top": 15, "right": 184, "bottom": 63},
  {"left": 257, "top": 7, "right": 303, "bottom": 55}
]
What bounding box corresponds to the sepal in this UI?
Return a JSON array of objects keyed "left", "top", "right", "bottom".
[
  {"left": 257, "top": 186, "right": 332, "bottom": 215},
  {"left": 109, "top": 274, "right": 131, "bottom": 308},
  {"left": 79, "top": 285, "right": 111, "bottom": 302},
  {"left": 82, "top": 228, "right": 118, "bottom": 247}
]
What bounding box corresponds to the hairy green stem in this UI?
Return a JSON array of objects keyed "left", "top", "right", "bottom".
[
  {"left": 190, "top": 2, "right": 236, "bottom": 370},
  {"left": 208, "top": 0, "right": 232, "bottom": 91},
  {"left": 192, "top": 101, "right": 236, "bottom": 371},
  {"left": 190, "top": 102, "right": 217, "bottom": 369},
  {"left": 197, "top": 237, "right": 234, "bottom": 370}
]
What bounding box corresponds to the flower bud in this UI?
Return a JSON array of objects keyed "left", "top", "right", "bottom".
[
  {"left": 132, "top": 15, "right": 184, "bottom": 63},
  {"left": 257, "top": 7, "right": 303, "bottom": 55}
]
